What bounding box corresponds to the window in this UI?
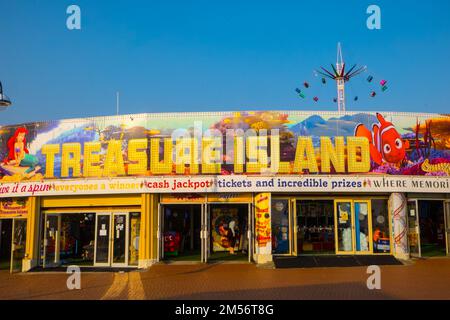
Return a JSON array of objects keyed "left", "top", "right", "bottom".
[{"left": 271, "top": 199, "right": 290, "bottom": 254}]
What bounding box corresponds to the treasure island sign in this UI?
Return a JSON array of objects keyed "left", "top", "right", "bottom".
[
  {"left": 39, "top": 134, "right": 370, "bottom": 178},
  {"left": 1, "top": 113, "right": 449, "bottom": 197}
]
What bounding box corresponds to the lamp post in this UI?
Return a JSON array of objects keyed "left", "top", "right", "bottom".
[{"left": 0, "top": 81, "right": 12, "bottom": 110}]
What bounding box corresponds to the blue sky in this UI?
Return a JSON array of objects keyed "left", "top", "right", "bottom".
[{"left": 1, "top": 0, "right": 449, "bottom": 125}]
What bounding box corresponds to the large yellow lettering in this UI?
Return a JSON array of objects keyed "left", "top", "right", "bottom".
[
  {"left": 103, "top": 140, "right": 125, "bottom": 176},
  {"left": 293, "top": 137, "right": 318, "bottom": 173},
  {"left": 127, "top": 139, "right": 148, "bottom": 175},
  {"left": 246, "top": 135, "right": 268, "bottom": 173},
  {"left": 202, "top": 137, "right": 222, "bottom": 174},
  {"left": 83, "top": 142, "right": 102, "bottom": 177},
  {"left": 269, "top": 133, "right": 290, "bottom": 174},
  {"left": 175, "top": 138, "right": 199, "bottom": 174},
  {"left": 347, "top": 137, "right": 370, "bottom": 172},
  {"left": 61, "top": 143, "right": 81, "bottom": 177},
  {"left": 233, "top": 135, "right": 244, "bottom": 173},
  {"left": 320, "top": 136, "right": 345, "bottom": 173},
  {"left": 150, "top": 138, "right": 173, "bottom": 174},
  {"left": 41, "top": 144, "right": 60, "bottom": 178}
]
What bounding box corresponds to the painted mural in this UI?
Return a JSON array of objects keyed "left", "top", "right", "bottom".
[{"left": 0, "top": 111, "right": 449, "bottom": 182}]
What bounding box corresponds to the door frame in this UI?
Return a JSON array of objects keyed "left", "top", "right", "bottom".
[
  {"left": 407, "top": 199, "right": 421, "bottom": 257},
  {"left": 10, "top": 218, "right": 27, "bottom": 273},
  {"left": 353, "top": 200, "right": 373, "bottom": 254},
  {"left": 269, "top": 197, "right": 297, "bottom": 256},
  {"left": 43, "top": 213, "right": 61, "bottom": 268},
  {"left": 0, "top": 217, "right": 14, "bottom": 273},
  {"left": 111, "top": 212, "right": 129, "bottom": 268},
  {"left": 408, "top": 197, "right": 448, "bottom": 258},
  {"left": 203, "top": 202, "right": 253, "bottom": 263},
  {"left": 94, "top": 212, "right": 130, "bottom": 267},
  {"left": 159, "top": 196, "right": 254, "bottom": 263},
  {"left": 0, "top": 218, "right": 13, "bottom": 272},
  {"left": 159, "top": 203, "right": 204, "bottom": 262},
  {"left": 334, "top": 199, "right": 355, "bottom": 255},
  {"left": 334, "top": 199, "right": 373, "bottom": 255},
  {"left": 94, "top": 212, "right": 112, "bottom": 267}
]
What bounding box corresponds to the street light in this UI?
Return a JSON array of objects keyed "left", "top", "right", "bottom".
[{"left": 0, "top": 81, "right": 12, "bottom": 110}]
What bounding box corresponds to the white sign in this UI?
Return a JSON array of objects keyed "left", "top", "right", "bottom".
[
  {"left": 99, "top": 224, "right": 107, "bottom": 236},
  {"left": 0, "top": 175, "right": 449, "bottom": 198}
]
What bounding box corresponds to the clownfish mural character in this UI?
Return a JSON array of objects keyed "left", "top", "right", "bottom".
[{"left": 355, "top": 113, "right": 410, "bottom": 166}]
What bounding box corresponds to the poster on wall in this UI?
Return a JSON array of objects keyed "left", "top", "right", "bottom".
[
  {"left": 0, "top": 197, "right": 28, "bottom": 216},
  {"left": 211, "top": 207, "right": 240, "bottom": 252},
  {"left": 255, "top": 193, "right": 271, "bottom": 254},
  {"left": 129, "top": 213, "right": 140, "bottom": 264}
]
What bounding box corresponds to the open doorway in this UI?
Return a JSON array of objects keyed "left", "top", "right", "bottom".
[
  {"left": 60, "top": 213, "right": 96, "bottom": 266},
  {"left": 0, "top": 218, "right": 26, "bottom": 272},
  {"left": 0, "top": 219, "right": 12, "bottom": 270},
  {"left": 297, "top": 200, "right": 335, "bottom": 254},
  {"left": 208, "top": 204, "right": 249, "bottom": 262},
  {"left": 162, "top": 204, "right": 202, "bottom": 261},
  {"left": 418, "top": 200, "right": 446, "bottom": 257}
]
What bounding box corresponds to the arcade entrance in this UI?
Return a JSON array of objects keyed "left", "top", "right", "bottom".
[
  {"left": 160, "top": 204, "right": 203, "bottom": 261},
  {"left": 41, "top": 211, "right": 141, "bottom": 268},
  {"left": 0, "top": 218, "right": 27, "bottom": 273},
  {"left": 206, "top": 204, "right": 250, "bottom": 262},
  {"left": 159, "top": 199, "right": 253, "bottom": 263},
  {"left": 407, "top": 199, "right": 448, "bottom": 257},
  {"left": 271, "top": 197, "right": 391, "bottom": 256}
]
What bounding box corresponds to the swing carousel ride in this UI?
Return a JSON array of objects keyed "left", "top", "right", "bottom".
[{"left": 295, "top": 43, "right": 388, "bottom": 112}]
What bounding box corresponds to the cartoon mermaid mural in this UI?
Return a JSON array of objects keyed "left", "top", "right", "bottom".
[{"left": 2, "top": 127, "right": 40, "bottom": 177}]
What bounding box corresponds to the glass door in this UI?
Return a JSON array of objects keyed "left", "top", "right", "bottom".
[
  {"left": 94, "top": 213, "right": 111, "bottom": 266},
  {"left": 43, "top": 214, "right": 61, "bottom": 268},
  {"left": 335, "top": 200, "right": 354, "bottom": 254},
  {"left": 407, "top": 200, "right": 421, "bottom": 257},
  {"left": 11, "top": 219, "right": 27, "bottom": 273},
  {"left": 354, "top": 200, "right": 372, "bottom": 253},
  {"left": 112, "top": 213, "right": 129, "bottom": 267},
  {"left": 445, "top": 201, "right": 450, "bottom": 256},
  {"left": 0, "top": 219, "right": 12, "bottom": 271},
  {"left": 271, "top": 199, "right": 291, "bottom": 255},
  {"left": 334, "top": 200, "right": 373, "bottom": 254}
]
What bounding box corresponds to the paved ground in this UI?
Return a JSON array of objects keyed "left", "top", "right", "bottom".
[{"left": 0, "top": 258, "right": 449, "bottom": 300}]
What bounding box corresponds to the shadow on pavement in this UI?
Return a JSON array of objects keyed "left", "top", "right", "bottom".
[{"left": 163, "top": 281, "right": 397, "bottom": 300}]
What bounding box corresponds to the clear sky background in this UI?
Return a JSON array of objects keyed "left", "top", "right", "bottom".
[{"left": 1, "top": 0, "right": 449, "bottom": 125}]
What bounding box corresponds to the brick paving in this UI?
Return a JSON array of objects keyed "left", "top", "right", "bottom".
[{"left": 0, "top": 258, "right": 449, "bottom": 300}]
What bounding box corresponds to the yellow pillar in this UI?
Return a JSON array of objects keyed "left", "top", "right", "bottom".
[
  {"left": 139, "top": 193, "right": 159, "bottom": 268},
  {"left": 23, "top": 197, "right": 40, "bottom": 272}
]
